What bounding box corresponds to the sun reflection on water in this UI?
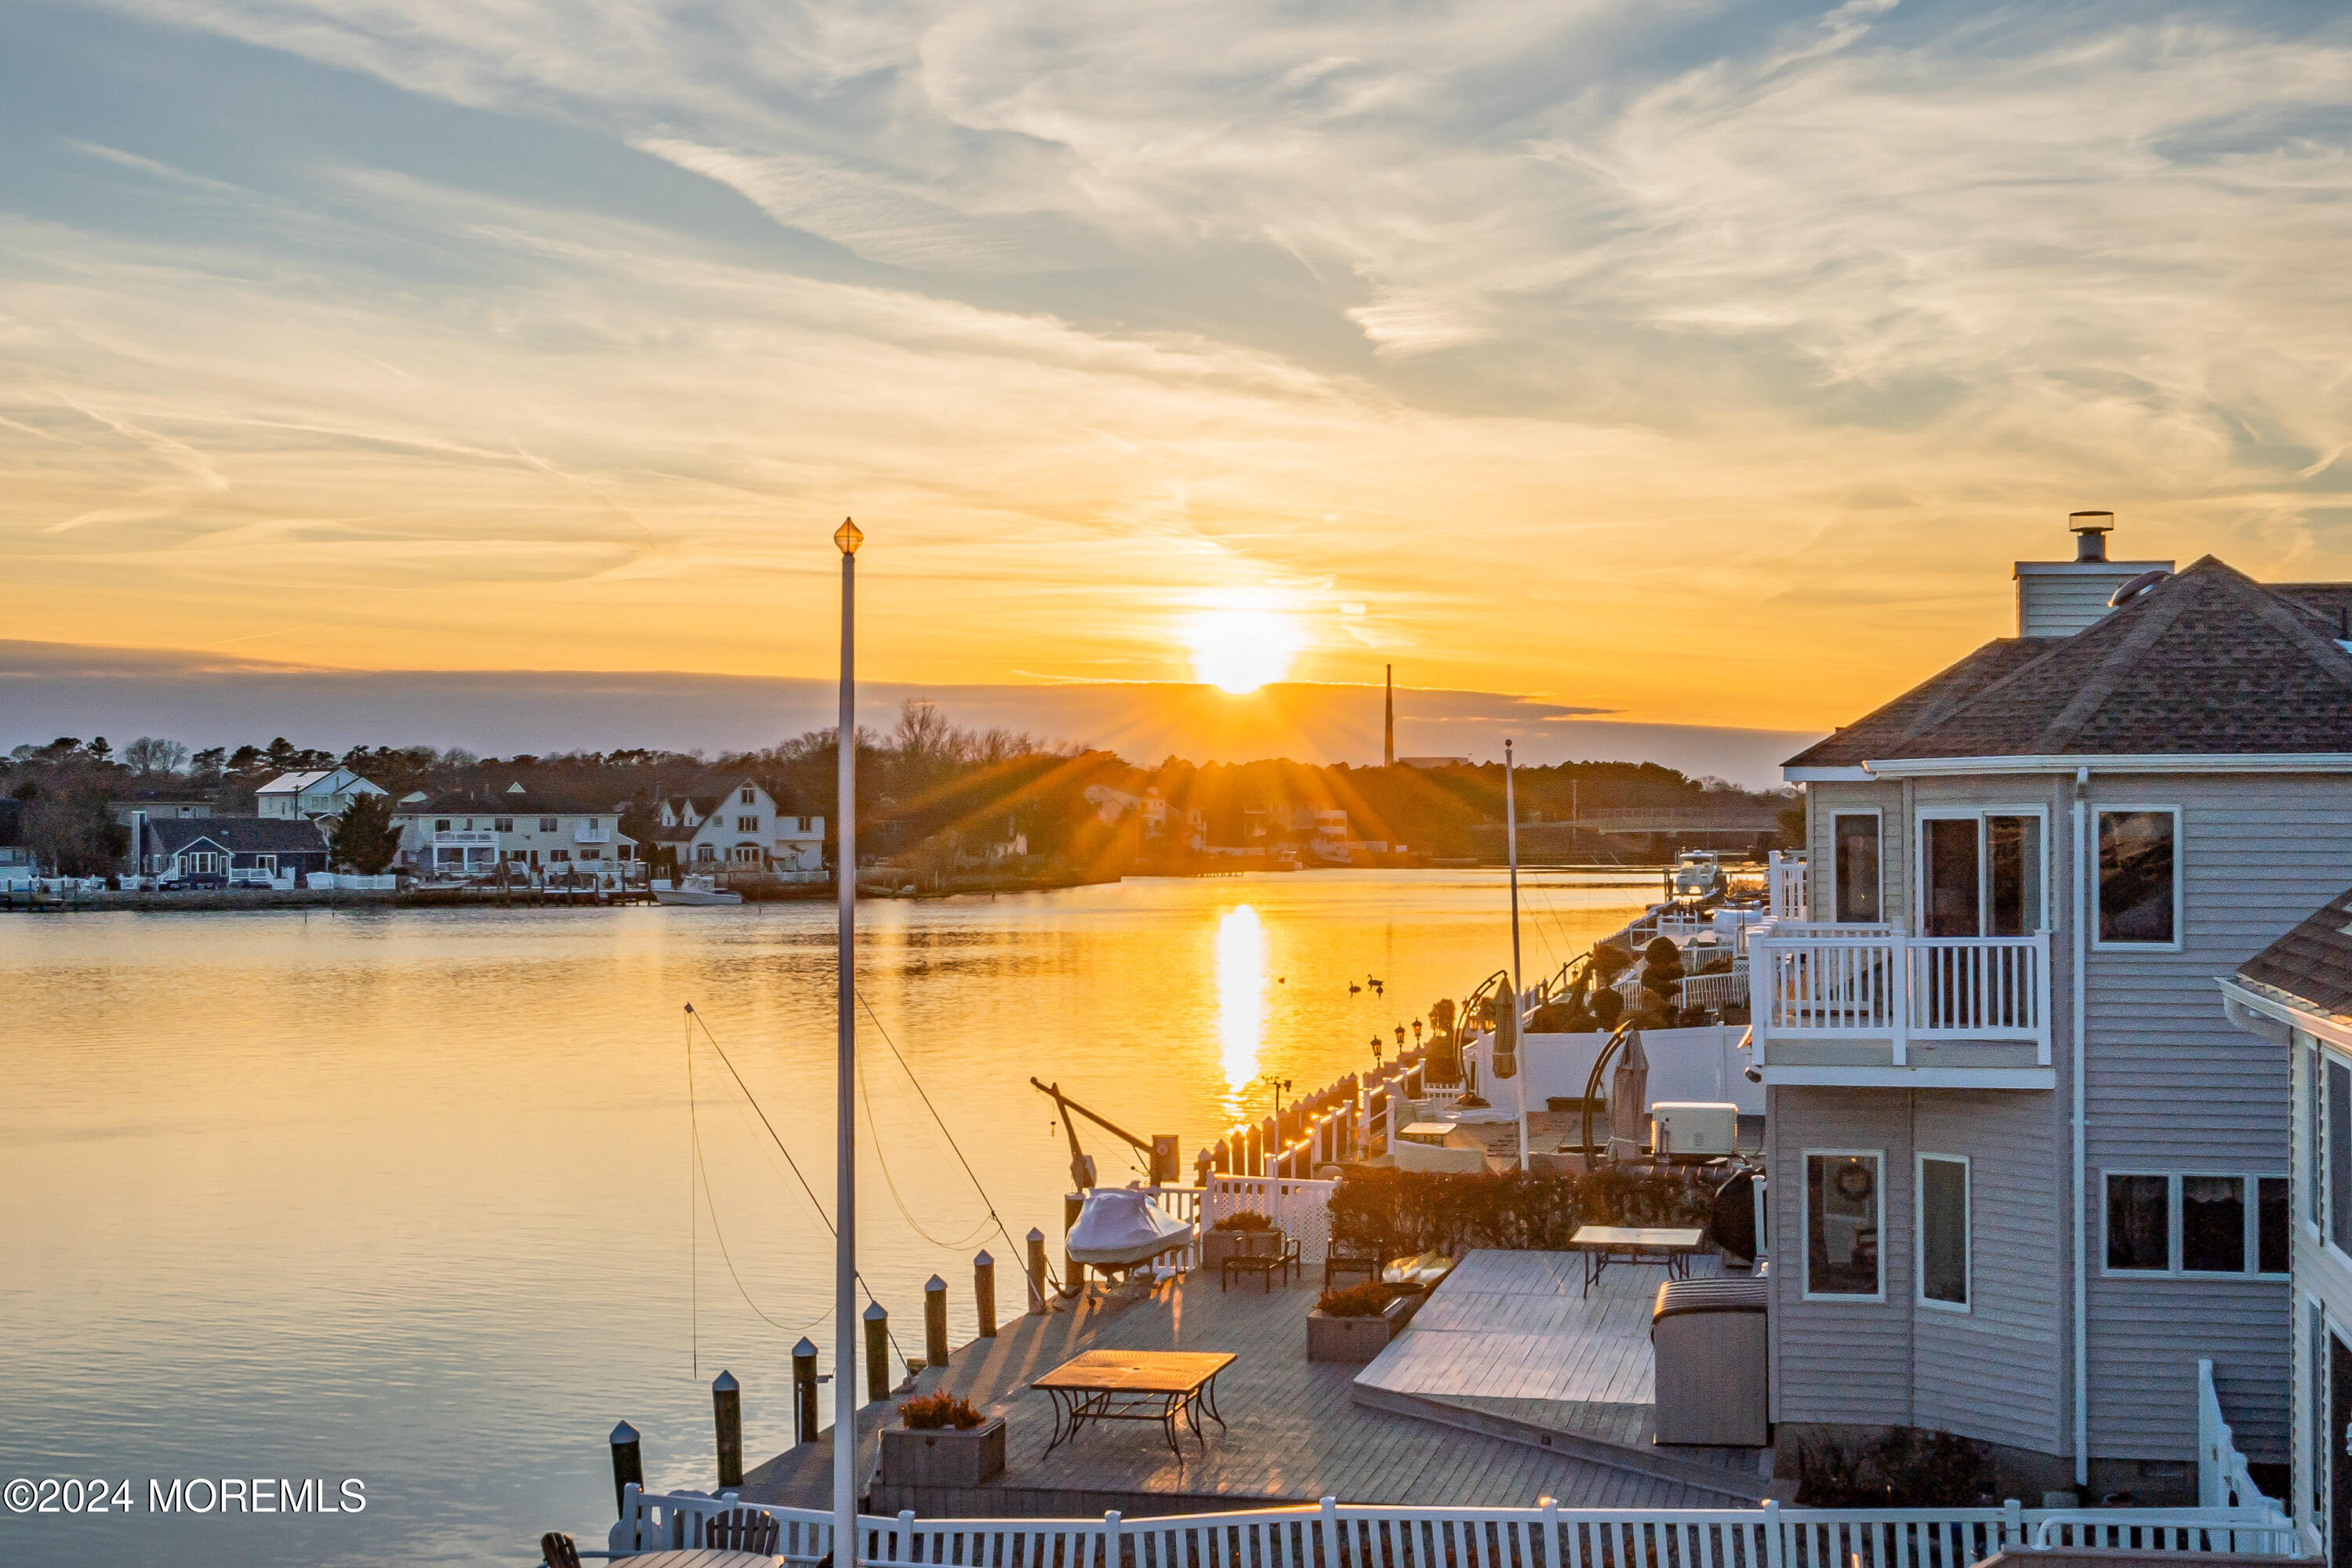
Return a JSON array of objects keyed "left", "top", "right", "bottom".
[{"left": 1215, "top": 904, "right": 1265, "bottom": 1087}]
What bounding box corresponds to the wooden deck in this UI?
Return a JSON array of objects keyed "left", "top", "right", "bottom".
[
  {"left": 740, "top": 1261, "right": 1755, "bottom": 1519},
  {"left": 1352, "top": 1250, "right": 1771, "bottom": 1500}
]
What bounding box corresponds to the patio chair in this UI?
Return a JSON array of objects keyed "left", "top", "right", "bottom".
[
  {"left": 1324, "top": 1248, "right": 1381, "bottom": 1289},
  {"left": 704, "top": 1506, "right": 782, "bottom": 1553},
  {"left": 539, "top": 1533, "right": 584, "bottom": 1568}
]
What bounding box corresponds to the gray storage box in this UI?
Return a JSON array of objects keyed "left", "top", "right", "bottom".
[{"left": 1650, "top": 1276, "right": 1769, "bottom": 1446}]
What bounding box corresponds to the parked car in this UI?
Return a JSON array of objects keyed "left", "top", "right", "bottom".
[{"left": 158, "top": 872, "right": 230, "bottom": 891}]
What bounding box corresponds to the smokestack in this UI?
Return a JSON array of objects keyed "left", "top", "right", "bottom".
[
  {"left": 2069, "top": 510, "right": 2114, "bottom": 562},
  {"left": 1384, "top": 666, "right": 1395, "bottom": 768}
]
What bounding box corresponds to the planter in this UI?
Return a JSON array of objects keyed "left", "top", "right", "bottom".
[
  {"left": 1202, "top": 1227, "right": 1285, "bottom": 1272},
  {"left": 879, "top": 1416, "right": 1006, "bottom": 1490},
  {"left": 1307, "top": 1296, "right": 1414, "bottom": 1363}
]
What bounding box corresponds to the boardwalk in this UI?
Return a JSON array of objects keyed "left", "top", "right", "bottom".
[{"left": 741, "top": 1258, "right": 1758, "bottom": 1519}]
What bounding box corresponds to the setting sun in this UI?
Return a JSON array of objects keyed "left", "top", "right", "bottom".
[{"left": 1182, "top": 608, "right": 1305, "bottom": 695}]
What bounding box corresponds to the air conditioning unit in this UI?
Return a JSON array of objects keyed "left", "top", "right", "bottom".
[{"left": 1651, "top": 1102, "right": 1738, "bottom": 1159}]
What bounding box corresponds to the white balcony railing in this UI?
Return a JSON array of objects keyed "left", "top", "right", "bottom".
[
  {"left": 1767, "top": 849, "right": 1809, "bottom": 920},
  {"left": 574, "top": 826, "right": 612, "bottom": 844},
  {"left": 1751, "top": 929, "right": 2050, "bottom": 1068}
]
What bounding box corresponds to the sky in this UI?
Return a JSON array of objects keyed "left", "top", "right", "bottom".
[{"left": 5, "top": 0, "right": 2352, "bottom": 759}]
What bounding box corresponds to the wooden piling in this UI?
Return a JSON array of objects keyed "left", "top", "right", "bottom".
[
  {"left": 609, "top": 1421, "right": 643, "bottom": 1518},
  {"left": 924, "top": 1275, "right": 950, "bottom": 1369},
  {"left": 712, "top": 1370, "right": 742, "bottom": 1488},
  {"left": 1063, "top": 1193, "right": 1085, "bottom": 1289},
  {"left": 792, "top": 1338, "right": 818, "bottom": 1444},
  {"left": 863, "top": 1301, "right": 891, "bottom": 1403},
  {"left": 974, "top": 1251, "right": 997, "bottom": 1338},
  {"left": 1025, "top": 1227, "right": 1050, "bottom": 1314}
]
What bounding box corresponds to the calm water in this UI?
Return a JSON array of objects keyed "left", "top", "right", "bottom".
[{"left": 0, "top": 870, "right": 1646, "bottom": 1566}]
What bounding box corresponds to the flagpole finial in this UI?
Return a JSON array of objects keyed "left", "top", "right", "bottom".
[{"left": 834, "top": 517, "right": 864, "bottom": 556}]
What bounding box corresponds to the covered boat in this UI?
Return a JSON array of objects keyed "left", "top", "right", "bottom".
[{"left": 1064, "top": 1186, "right": 1195, "bottom": 1273}]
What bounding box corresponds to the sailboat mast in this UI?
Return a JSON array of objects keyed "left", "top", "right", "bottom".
[
  {"left": 833, "top": 519, "right": 862, "bottom": 1568},
  {"left": 1505, "top": 739, "right": 1525, "bottom": 1171}
]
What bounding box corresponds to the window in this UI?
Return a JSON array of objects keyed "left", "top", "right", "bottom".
[
  {"left": 741, "top": 787, "right": 756, "bottom": 805},
  {"left": 734, "top": 844, "right": 760, "bottom": 862},
  {"left": 2310, "top": 1299, "right": 2329, "bottom": 1527},
  {"left": 1805, "top": 1152, "right": 1882, "bottom": 1298},
  {"left": 738, "top": 815, "right": 759, "bottom": 832},
  {"left": 540, "top": 817, "right": 557, "bottom": 833},
  {"left": 549, "top": 849, "right": 571, "bottom": 862},
  {"left": 494, "top": 818, "right": 513, "bottom": 833},
  {"left": 1918, "top": 1155, "right": 1969, "bottom": 1310},
  {"left": 1918, "top": 811, "right": 2045, "bottom": 935},
  {"left": 435, "top": 819, "right": 451, "bottom": 833},
  {"left": 1833, "top": 814, "right": 1881, "bottom": 923},
  {"left": 2096, "top": 808, "right": 2177, "bottom": 946},
  {"left": 695, "top": 844, "right": 715, "bottom": 862},
  {"left": 2309, "top": 1036, "right": 2325, "bottom": 1231},
  {"left": 2106, "top": 1172, "right": 2288, "bottom": 1276}
]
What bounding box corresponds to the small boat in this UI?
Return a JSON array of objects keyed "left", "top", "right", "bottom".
[
  {"left": 652, "top": 875, "right": 742, "bottom": 907},
  {"left": 1064, "top": 1186, "right": 1196, "bottom": 1278}
]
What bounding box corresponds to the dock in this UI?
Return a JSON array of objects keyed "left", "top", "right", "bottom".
[{"left": 739, "top": 1252, "right": 1768, "bottom": 1521}]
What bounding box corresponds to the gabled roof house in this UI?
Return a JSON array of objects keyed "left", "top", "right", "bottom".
[{"left": 1760, "top": 514, "right": 2352, "bottom": 1505}]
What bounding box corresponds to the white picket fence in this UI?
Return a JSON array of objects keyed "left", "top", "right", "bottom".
[
  {"left": 1202, "top": 1174, "right": 1339, "bottom": 1266},
  {"left": 608, "top": 1491, "right": 2303, "bottom": 1565}
]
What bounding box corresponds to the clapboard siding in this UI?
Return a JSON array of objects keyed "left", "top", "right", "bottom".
[
  {"left": 1783, "top": 767, "right": 2350, "bottom": 1465},
  {"left": 1769, "top": 1087, "right": 1914, "bottom": 1427},
  {"left": 1912, "top": 1092, "right": 2065, "bottom": 1453}
]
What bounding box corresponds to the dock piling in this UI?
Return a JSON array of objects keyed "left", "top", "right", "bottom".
[
  {"left": 792, "top": 1338, "right": 818, "bottom": 1444},
  {"left": 1063, "top": 1194, "right": 1084, "bottom": 1290},
  {"left": 924, "top": 1275, "right": 950, "bottom": 1369},
  {"left": 608, "top": 1421, "right": 643, "bottom": 1519},
  {"left": 712, "top": 1370, "right": 742, "bottom": 1489},
  {"left": 1025, "top": 1228, "right": 1050, "bottom": 1314},
  {"left": 863, "top": 1301, "right": 891, "bottom": 1403},
  {"left": 974, "top": 1251, "right": 997, "bottom": 1338}
]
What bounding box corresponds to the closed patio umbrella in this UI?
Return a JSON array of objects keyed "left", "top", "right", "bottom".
[{"left": 1609, "top": 1029, "right": 1650, "bottom": 1157}]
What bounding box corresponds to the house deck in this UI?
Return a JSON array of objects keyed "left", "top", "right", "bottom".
[{"left": 740, "top": 1258, "right": 1760, "bottom": 1521}]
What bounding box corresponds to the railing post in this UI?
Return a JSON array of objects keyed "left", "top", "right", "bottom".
[
  {"left": 898, "top": 1508, "right": 917, "bottom": 1566},
  {"left": 1105, "top": 1509, "right": 1123, "bottom": 1568},
  {"left": 2002, "top": 1498, "right": 2023, "bottom": 1546},
  {"left": 1025, "top": 1227, "right": 1050, "bottom": 1314},
  {"left": 1890, "top": 936, "right": 1909, "bottom": 1066},
  {"left": 925, "top": 1275, "right": 951, "bottom": 1370},
  {"left": 1762, "top": 1497, "right": 1784, "bottom": 1568},
  {"left": 610, "top": 1422, "right": 643, "bottom": 1519},
  {"left": 1319, "top": 1497, "right": 1338, "bottom": 1568},
  {"left": 975, "top": 1251, "right": 997, "bottom": 1338},
  {"left": 1540, "top": 1496, "right": 1561, "bottom": 1568}
]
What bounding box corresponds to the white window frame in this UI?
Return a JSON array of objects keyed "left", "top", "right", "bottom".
[
  {"left": 741, "top": 786, "right": 757, "bottom": 805},
  {"left": 1802, "top": 1147, "right": 1886, "bottom": 1302},
  {"left": 2100, "top": 1169, "right": 2288, "bottom": 1279},
  {"left": 2321, "top": 1043, "right": 2352, "bottom": 1272},
  {"left": 2091, "top": 804, "right": 2184, "bottom": 953},
  {"left": 1828, "top": 809, "right": 1885, "bottom": 926},
  {"left": 1913, "top": 805, "right": 2052, "bottom": 937},
  {"left": 1915, "top": 1152, "right": 1971, "bottom": 1314}
]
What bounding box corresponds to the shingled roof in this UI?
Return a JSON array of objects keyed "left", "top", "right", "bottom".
[
  {"left": 2237, "top": 884, "right": 2352, "bottom": 1025},
  {"left": 1787, "top": 557, "right": 2352, "bottom": 768}
]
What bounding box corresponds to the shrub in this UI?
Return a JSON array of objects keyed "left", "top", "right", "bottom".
[
  {"left": 899, "top": 1392, "right": 983, "bottom": 1430},
  {"left": 1642, "top": 936, "right": 1680, "bottom": 968},
  {"left": 1590, "top": 945, "right": 1633, "bottom": 982},
  {"left": 1328, "top": 1166, "right": 1714, "bottom": 1261},
  {"left": 1589, "top": 989, "right": 1624, "bottom": 1027},
  {"left": 1316, "top": 1283, "right": 1393, "bottom": 1316},
  {"left": 1211, "top": 1210, "right": 1273, "bottom": 1232},
  {"left": 1795, "top": 1429, "right": 1992, "bottom": 1506}
]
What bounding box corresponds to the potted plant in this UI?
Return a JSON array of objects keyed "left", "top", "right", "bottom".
[
  {"left": 1200, "top": 1210, "right": 1284, "bottom": 1271},
  {"left": 1307, "top": 1282, "right": 1414, "bottom": 1363},
  {"left": 878, "top": 1392, "right": 1005, "bottom": 1489}
]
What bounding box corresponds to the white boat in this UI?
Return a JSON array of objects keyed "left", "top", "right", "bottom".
[
  {"left": 652, "top": 875, "right": 742, "bottom": 907},
  {"left": 1064, "top": 1185, "right": 1195, "bottom": 1275}
]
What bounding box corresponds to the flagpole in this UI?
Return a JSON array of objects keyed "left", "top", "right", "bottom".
[
  {"left": 832, "top": 517, "right": 863, "bottom": 1568},
  {"left": 1506, "top": 739, "right": 1526, "bottom": 1171}
]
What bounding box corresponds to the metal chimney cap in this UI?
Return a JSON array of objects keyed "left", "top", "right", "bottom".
[{"left": 2069, "top": 510, "right": 2115, "bottom": 561}]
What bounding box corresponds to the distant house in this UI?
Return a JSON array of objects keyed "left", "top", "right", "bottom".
[
  {"left": 647, "top": 781, "right": 824, "bottom": 878},
  {"left": 0, "top": 800, "right": 31, "bottom": 888},
  {"left": 257, "top": 768, "right": 387, "bottom": 821},
  {"left": 140, "top": 818, "right": 332, "bottom": 883},
  {"left": 110, "top": 796, "right": 212, "bottom": 826},
  {"left": 388, "top": 782, "right": 638, "bottom": 880}
]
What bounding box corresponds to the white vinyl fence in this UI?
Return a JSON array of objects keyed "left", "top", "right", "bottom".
[{"left": 608, "top": 1491, "right": 2303, "bottom": 1566}]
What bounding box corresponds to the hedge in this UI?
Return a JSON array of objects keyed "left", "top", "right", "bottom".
[{"left": 1327, "top": 1165, "right": 1716, "bottom": 1259}]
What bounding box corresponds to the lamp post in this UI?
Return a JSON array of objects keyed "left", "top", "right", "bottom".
[
  {"left": 1505, "top": 738, "right": 1526, "bottom": 1172},
  {"left": 831, "top": 516, "right": 862, "bottom": 1568}
]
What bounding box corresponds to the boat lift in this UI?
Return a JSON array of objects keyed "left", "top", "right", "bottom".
[{"left": 1030, "top": 1077, "right": 1181, "bottom": 1191}]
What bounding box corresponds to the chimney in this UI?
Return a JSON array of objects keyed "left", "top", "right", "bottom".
[{"left": 2013, "top": 511, "right": 2172, "bottom": 638}]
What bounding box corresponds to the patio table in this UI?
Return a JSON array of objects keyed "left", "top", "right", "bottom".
[
  {"left": 1567, "top": 1225, "right": 1707, "bottom": 1298},
  {"left": 1031, "top": 1348, "right": 1234, "bottom": 1460}
]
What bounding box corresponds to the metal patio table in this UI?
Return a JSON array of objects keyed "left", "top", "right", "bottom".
[{"left": 1031, "top": 1348, "right": 1235, "bottom": 1460}]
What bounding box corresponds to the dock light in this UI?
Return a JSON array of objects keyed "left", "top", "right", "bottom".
[
  {"left": 834, "top": 517, "right": 863, "bottom": 555},
  {"left": 1412, "top": 1019, "right": 1423, "bottom": 1045},
  {"left": 1395, "top": 1025, "right": 1407, "bottom": 1051}
]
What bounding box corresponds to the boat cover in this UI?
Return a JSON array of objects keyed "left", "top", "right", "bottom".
[{"left": 1065, "top": 1187, "right": 1196, "bottom": 1267}]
